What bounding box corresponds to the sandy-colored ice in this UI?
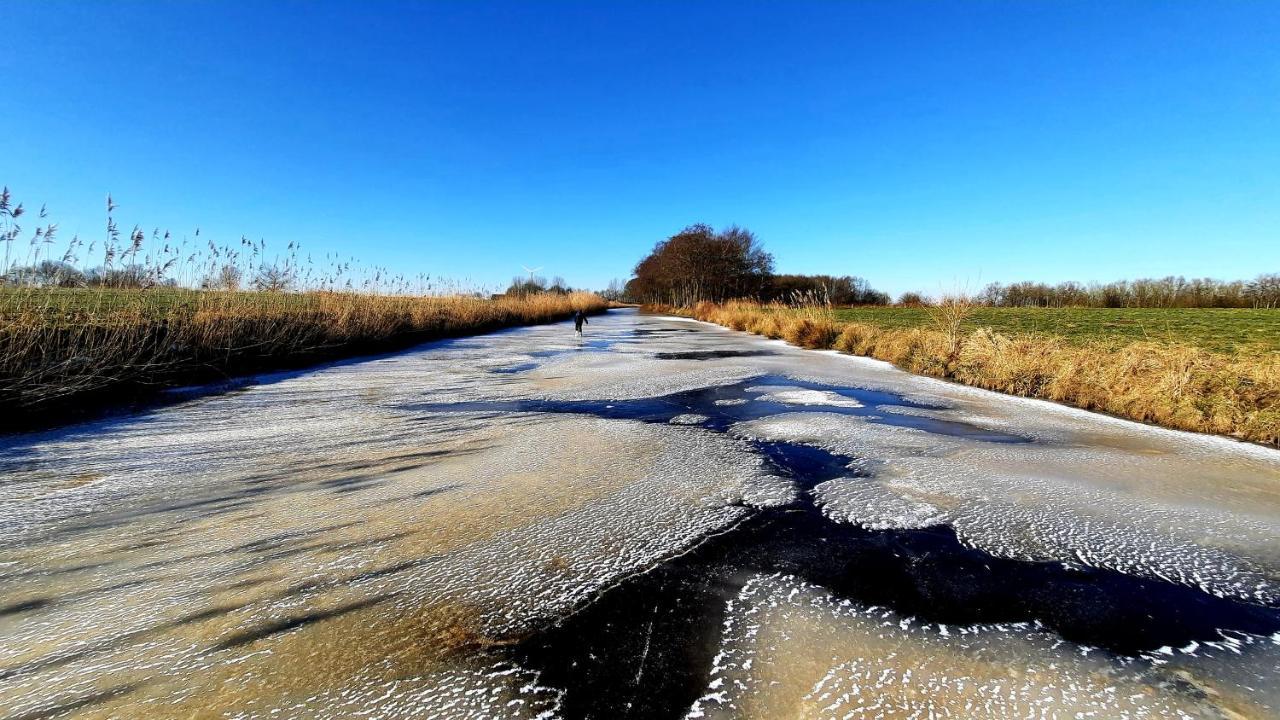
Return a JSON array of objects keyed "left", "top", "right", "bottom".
[
  {"left": 2, "top": 413, "right": 770, "bottom": 717},
  {"left": 689, "top": 574, "right": 1279, "bottom": 719}
]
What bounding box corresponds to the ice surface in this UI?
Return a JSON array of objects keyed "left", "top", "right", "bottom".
[
  {"left": 734, "top": 411, "right": 1280, "bottom": 605},
  {"left": 688, "top": 573, "right": 1279, "bottom": 719},
  {"left": 812, "top": 477, "right": 945, "bottom": 530},
  {"left": 2, "top": 308, "right": 1278, "bottom": 717}
]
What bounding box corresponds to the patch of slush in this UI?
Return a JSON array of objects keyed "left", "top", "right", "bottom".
[
  {"left": 813, "top": 479, "right": 946, "bottom": 530},
  {"left": 687, "top": 573, "right": 1278, "bottom": 719},
  {"left": 746, "top": 386, "right": 864, "bottom": 409},
  {"left": 735, "top": 413, "right": 1280, "bottom": 605},
  {"left": 669, "top": 414, "right": 710, "bottom": 425}
]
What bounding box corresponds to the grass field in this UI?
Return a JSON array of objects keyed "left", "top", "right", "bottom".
[{"left": 831, "top": 307, "right": 1280, "bottom": 355}]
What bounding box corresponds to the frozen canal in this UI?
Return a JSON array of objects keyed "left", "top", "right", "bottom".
[{"left": 2, "top": 308, "right": 1279, "bottom": 719}]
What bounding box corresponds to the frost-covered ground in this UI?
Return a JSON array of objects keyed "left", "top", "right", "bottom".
[{"left": 1, "top": 308, "right": 1277, "bottom": 719}]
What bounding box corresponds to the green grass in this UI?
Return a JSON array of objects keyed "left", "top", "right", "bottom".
[{"left": 830, "top": 307, "right": 1280, "bottom": 355}]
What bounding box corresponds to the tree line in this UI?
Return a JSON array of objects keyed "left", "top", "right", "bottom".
[
  {"left": 624, "top": 224, "right": 887, "bottom": 306},
  {"left": 0, "top": 258, "right": 304, "bottom": 292},
  {"left": 972, "top": 275, "right": 1280, "bottom": 309},
  {"left": 504, "top": 275, "right": 577, "bottom": 296},
  {"left": 625, "top": 224, "right": 1279, "bottom": 309}
]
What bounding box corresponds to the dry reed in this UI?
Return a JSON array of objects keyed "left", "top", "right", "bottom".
[
  {"left": 0, "top": 187, "right": 607, "bottom": 425},
  {"left": 2, "top": 289, "right": 605, "bottom": 422}
]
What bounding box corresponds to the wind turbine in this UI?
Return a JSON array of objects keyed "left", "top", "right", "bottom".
[{"left": 521, "top": 265, "right": 543, "bottom": 287}]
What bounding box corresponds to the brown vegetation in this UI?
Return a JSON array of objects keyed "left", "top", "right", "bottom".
[
  {"left": 669, "top": 300, "right": 1280, "bottom": 447},
  {"left": 0, "top": 186, "right": 606, "bottom": 428},
  {"left": 2, "top": 289, "right": 605, "bottom": 427}
]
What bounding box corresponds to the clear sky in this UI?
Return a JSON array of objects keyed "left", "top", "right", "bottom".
[{"left": 3, "top": 1, "right": 1278, "bottom": 296}]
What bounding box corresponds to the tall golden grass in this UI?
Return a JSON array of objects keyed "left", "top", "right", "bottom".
[
  {"left": 1, "top": 288, "right": 605, "bottom": 421},
  {"left": 674, "top": 300, "right": 1280, "bottom": 447}
]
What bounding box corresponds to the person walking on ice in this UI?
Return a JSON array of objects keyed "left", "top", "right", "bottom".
[{"left": 573, "top": 309, "right": 588, "bottom": 337}]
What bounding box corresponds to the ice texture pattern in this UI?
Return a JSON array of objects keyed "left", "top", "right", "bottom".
[{"left": 1, "top": 308, "right": 1278, "bottom": 718}]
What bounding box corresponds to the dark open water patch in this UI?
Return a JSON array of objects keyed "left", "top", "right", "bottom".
[
  {"left": 507, "top": 439, "right": 1280, "bottom": 719},
  {"left": 405, "top": 374, "right": 1024, "bottom": 443}
]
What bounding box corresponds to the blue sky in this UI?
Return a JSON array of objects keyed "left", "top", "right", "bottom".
[{"left": 3, "top": 1, "right": 1278, "bottom": 296}]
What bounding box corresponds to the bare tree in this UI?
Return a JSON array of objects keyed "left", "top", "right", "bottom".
[
  {"left": 202, "top": 263, "right": 243, "bottom": 290},
  {"left": 252, "top": 263, "right": 295, "bottom": 292},
  {"left": 1247, "top": 273, "right": 1280, "bottom": 309},
  {"left": 601, "top": 278, "right": 626, "bottom": 301},
  {"left": 976, "top": 275, "right": 1269, "bottom": 308},
  {"left": 506, "top": 275, "right": 548, "bottom": 296},
  {"left": 1, "top": 260, "right": 86, "bottom": 287},
  {"left": 628, "top": 224, "right": 774, "bottom": 305}
]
